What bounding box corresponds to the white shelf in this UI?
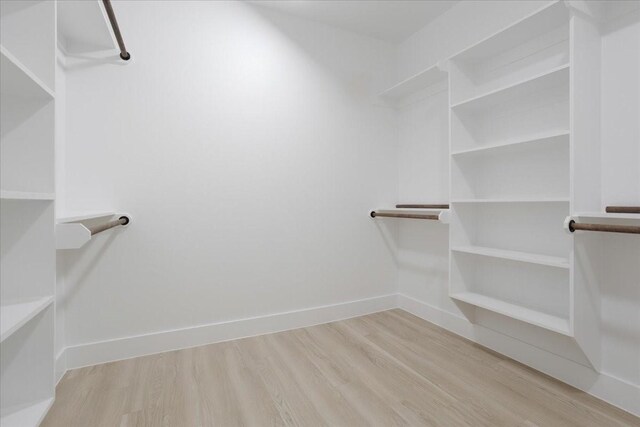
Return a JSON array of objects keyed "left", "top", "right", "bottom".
[
  {"left": 0, "top": 190, "right": 55, "bottom": 201},
  {"left": 451, "top": 64, "right": 569, "bottom": 111},
  {"left": 573, "top": 212, "right": 640, "bottom": 221},
  {"left": 449, "top": 1, "right": 568, "bottom": 63},
  {"left": 57, "top": 211, "right": 115, "bottom": 223},
  {"left": 0, "top": 45, "right": 54, "bottom": 99},
  {"left": 379, "top": 64, "right": 447, "bottom": 101},
  {"left": 57, "top": 0, "right": 117, "bottom": 55},
  {"left": 374, "top": 208, "right": 448, "bottom": 213},
  {"left": 0, "top": 398, "right": 54, "bottom": 427},
  {"left": 450, "top": 291, "right": 571, "bottom": 336},
  {"left": 451, "top": 130, "right": 569, "bottom": 157},
  {"left": 452, "top": 246, "right": 569, "bottom": 269},
  {"left": 452, "top": 198, "right": 569, "bottom": 204},
  {"left": 0, "top": 297, "right": 54, "bottom": 343}
]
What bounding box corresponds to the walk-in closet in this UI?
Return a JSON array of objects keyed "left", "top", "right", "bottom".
[{"left": 1, "top": 1, "right": 639, "bottom": 425}]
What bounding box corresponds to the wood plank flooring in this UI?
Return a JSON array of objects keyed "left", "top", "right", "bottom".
[{"left": 42, "top": 309, "right": 640, "bottom": 426}]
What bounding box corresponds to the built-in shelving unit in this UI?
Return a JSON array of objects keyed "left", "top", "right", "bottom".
[
  {"left": 448, "top": 1, "right": 575, "bottom": 340},
  {"left": 1, "top": 0, "right": 56, "bottom": 424}
]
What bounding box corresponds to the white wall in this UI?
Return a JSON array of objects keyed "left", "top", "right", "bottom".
[
  {"left": 599, "top": 9, "right": 640, "bottom": 388},
  {"left": 58, "top": 1, "right": 398, "bottom": 361},
  {"left": 394, "top": 0, "right": 640, "bottom": 416}
]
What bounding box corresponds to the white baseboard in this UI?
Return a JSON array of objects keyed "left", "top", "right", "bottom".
[
  {"left": 55, "top": 292, "right": 638, "bottom": 418},
  {"left": 63, "top": 294, "right": 397, "bottom": 371},
  {"left": 397, "top": 293, "right": 640, "bottom": 417}
]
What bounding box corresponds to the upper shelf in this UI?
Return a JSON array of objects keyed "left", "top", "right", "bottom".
[
  {"left": 379, "top": 63, "right": 447, "bottom": 102},
  {"left": 0, "top": 45, "right": 54, "bottom": 99},
  {"left": 451, "top": 64, "right": 569, "bottom": 112},
  {"left": 449, "top": 1, "right": 569, "bottom": 64},
  {"left": 57, "top": 0, "right": 117, "bottom": 55}
]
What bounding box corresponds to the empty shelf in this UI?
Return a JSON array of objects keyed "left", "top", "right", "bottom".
[
  {"left": 1, "top": 296, "right": 54, "bottom": 342},
  {"left": 0, "top": 45, "right": 54, "bottom": 99},
  {"left": 450, "top": 292, "right": 571, "bottom": 335},
  {"left": 451, "top": 65, "right": 569, "bottom": 113},
  {"left": 452, "top": 246, "right": 569, "bottom": 269},
  {"left": 0, "top": 190, "right": 55, "bottom": 201},
  {"left": 451, "top": 130, "right": 569, "bottom": 156},
  {"left": 379, "top": 64, "right": 447, "bottom": 101},
  {"left": 452, "top": 198, "right": 569, "bottom": 204},
  {"left": 0, "top": 398, "right": 54, "bottom": 427},
  {"left": 450, "top": 1, "right": 568, "bottom": 64}
]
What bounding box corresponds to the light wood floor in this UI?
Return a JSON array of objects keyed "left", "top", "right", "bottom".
[{"left": 43, "top": 309, "right": 639, "bottom": 426}]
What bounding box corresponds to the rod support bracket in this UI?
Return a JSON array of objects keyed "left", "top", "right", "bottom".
[{"left": 564, "top": 216, "right": 575, "bottom": 234}]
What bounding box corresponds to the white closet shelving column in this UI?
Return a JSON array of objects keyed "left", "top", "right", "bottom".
[
  {"left": 1, "top": 1, "right": 56, "bottom": 426},
  {"left": 448, "top": 1, "right": 574, "bottom": 336}
]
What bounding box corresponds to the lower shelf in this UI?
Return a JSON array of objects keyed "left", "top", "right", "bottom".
[
  {"left": 0, "top": 398, "right": 54, "bottom": 427},
  {"left": 0, "top": 297, "right": 54, "bottom": 342},
  {"left": 450, "top": 291, "right": 571, "bottom": 336},
  {"left": 451, "top": 246, "right": 569, "bottom": 269}
]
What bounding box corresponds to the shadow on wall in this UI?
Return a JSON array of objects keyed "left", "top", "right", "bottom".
[
  {"left": 57, "top": 232, "right": 119, "bottom": 312},
  {"left": 245, "top": 2, "right": 389, "bottom": 100}
]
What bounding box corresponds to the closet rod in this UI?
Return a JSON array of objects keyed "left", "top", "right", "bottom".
[
  {"left": 370, "top": 211, "right": 439, "bottom": 220},
  {"left": 395, "top": 204, "right": 449, "bottom": 209},
  {"left": 605, "top": 206, "right": 640, "bottom": 214},
  {"left": 88, "top": 216, "right": 130, "bottom": 236},
  {"left": 568, "top": 220, "right": 640, "bottom": 235},
  {"left": 102, "top": 0, "right": 131, "bottom": 61}
]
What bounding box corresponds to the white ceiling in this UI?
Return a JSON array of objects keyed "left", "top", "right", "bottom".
[{"left": 250, "top": 1, "right": 458, "bottom": 43}]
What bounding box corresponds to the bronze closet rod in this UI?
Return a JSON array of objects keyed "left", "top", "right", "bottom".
[
  {"left": 605, "top": 206, "right": 640, "bottom": 214},
  {"left": 568, "top": 220, "right": 640, "bottom": 235},
  {"left": 370, "top": 211, "right": 439, "bottom": 220},
  {"left": 102, "top": 0, "right": 131, "bottom": 60},
  {"left": 88, "top": 216, "right": 130, "bottom": 236},
  {"left": 395, "top": 204, "right": 449, "bottom": 209}
]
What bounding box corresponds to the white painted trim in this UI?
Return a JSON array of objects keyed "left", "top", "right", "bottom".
[
  {"left": 64, "top": 294, "right": 397, "bottom": 370},
  {"left": 55, "top": 349, "right": 67, "bottom": 386},
  {"left": 55, "top": 293, "right": 638, "bottom": 418},
  {"left": 396, "top": 293, "right": 640, "bottom": 417}
]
